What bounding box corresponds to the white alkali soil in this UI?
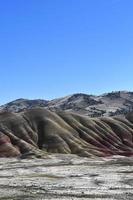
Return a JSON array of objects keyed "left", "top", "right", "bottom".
[{"left": 0, "top": 154, "right": 133, "bottom": 200}]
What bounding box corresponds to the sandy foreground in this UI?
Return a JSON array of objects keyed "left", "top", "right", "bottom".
[{"left": 0, "top": 154, "right": 133, "bottom": 200}]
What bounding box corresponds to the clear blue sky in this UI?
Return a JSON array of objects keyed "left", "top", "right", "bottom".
[{"left": 0, "top": 0, "right": 133, "bottom": 104}]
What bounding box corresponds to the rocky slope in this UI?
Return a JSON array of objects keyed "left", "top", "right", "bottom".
[
  {"left": 0, "top": 108, "right": 133, "bottom": 158},
  {"left": 0, "top": 91, "right": 133, "bottom": 117}
]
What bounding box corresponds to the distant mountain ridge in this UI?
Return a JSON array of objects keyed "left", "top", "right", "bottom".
[{"left": 0, "top": 91, "right": 133, "bottom": 117}]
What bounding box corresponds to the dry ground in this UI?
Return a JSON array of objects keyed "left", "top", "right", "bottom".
[{"left": 0, "top": 154, "right": 133, "bottom": 200}]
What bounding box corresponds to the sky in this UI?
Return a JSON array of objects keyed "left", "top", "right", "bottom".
[{"left": 0, "top": 0, "right": 133, "bottom": 105}]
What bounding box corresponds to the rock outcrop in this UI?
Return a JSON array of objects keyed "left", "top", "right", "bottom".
[{"left": 0, "top": 108, "right": 133, "bottom": 158}]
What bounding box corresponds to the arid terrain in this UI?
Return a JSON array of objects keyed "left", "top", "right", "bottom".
[
  {"left": 0, "top": 154, "right": 133, "bottom": 200},
  {"left": 1, "top": 91, "right": 133, "bottom": 117},
  {"left": 0, "top": 98, "right": 133, "bottom": 199},
  {"left": 0, "top": 108, "right": 133, "bottom": 157}
]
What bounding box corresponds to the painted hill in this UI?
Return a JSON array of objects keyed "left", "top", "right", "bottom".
[
  {"left": 0, "top": 91, "right": 133, "bottom": 117},
  {"left": 0, "top": 108, "right": 133, "bottom": 158}
]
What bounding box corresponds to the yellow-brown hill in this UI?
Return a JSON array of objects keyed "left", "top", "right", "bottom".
[{"left": 0, "top": 108, "right": 133, "bottom": 158}]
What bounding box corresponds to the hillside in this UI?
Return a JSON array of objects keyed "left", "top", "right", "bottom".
[
  {"left": 1, "top": 91, "right": 133, "bottom": 117},
  {"left": 0, "top": 108, "right": 133, "bottom": 158}
]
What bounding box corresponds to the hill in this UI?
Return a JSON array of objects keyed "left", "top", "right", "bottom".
[
  {"left": 0, "top": 108, "right": 133, "bottom": 158},
  {"left": 0, "top": 91, "right": 133, "bottom": 117}
]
